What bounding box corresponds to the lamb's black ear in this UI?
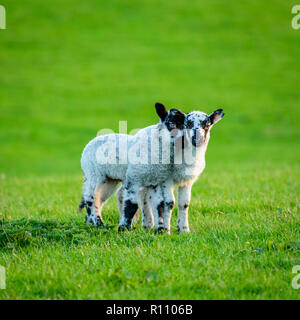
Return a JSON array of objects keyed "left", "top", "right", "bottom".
[
  {"left": 155, "top": 102, "right": 168, "bottom": 122},
  {"left": 208, "top": 109, "right": 224, "bottom": 125},
  {"left": 170, "top": 109, "right": 185, "bottom": 128}
]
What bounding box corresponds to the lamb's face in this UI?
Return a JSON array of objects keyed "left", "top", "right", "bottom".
[
  {"left": 155, "top": 102, "right": 224, "bottom": 148},
  {"left": 155, "top": 103, "right": 186, "bottom": 140},
  {"left": 185, "top": 109, "right": 224, "bottom": 147},
  {"left": 164, "top": 109, "right": 185, "bottom": 131}
]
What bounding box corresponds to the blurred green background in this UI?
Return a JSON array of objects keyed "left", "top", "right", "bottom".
[
  {"left": 0, "top": 0, "right": 299, "bottom": 299},
  {"left": 1, "top": 0, "right": 299, "bottom": 176}
]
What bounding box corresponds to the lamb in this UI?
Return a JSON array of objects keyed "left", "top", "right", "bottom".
[
  {"left": 119, "top": 105, "right": 224, "bottom": 233},
  {"left": 171, "top": 108, "right": 224, "bottom": 232},
  {"left": 78, "top": 132, "right": 153, "bottom": 228},
  {"left": 78, "top": 103, "right": 185, "bottom": 229}
]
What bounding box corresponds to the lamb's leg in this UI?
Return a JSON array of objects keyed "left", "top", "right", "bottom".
[
  {"left": 82, "top": 177, "right": 104, "bottom": 226},
  {"left": 161, "top": 181, "right": 175, "bottom": 234},
  {"left": 138, "top": 187, "right": 154, "bottom": 228},
  {"left": 117, "top": 186, "right": 124, "bottom": 219},
  {"left": 118, "top": 187, "right": 153, "bottom": 227},
  {"left": 118, "top": 181, "right": 139, "bottom": 231},
  {"left": 117, "top": 186, "right": 140, "bottom": 225},
  {"left": 149, "top": 185, "right": 164, "bottom": 232},
  {"left": 177, "top": 183, "right": 192, "bottom": 233},
  {"left": 95, "top": 178, "right": 119, "bottom": 224}
]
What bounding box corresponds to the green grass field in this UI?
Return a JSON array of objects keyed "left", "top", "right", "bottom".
[{"left": 0, "top": 0, "right": 299, "bottom": 299}]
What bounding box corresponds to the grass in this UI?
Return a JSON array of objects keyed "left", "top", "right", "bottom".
[{"left": 0, "top": 0, "right": 299, "bottom": 299}]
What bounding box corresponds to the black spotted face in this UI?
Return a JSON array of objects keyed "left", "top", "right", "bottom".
[
  {"left": 155, "top": 102, "right": 186, "bottom": 131},
  {"left": 155, "top": 103, "right": 224, "bottom": 147},
  {"left": 185, "top": 109, "right": 224, "bottom": 147},
  {"left": 155, "top": 102, "right": 186, "bottom": 142},
  {"left": 164, "top": 108, "right": 185, "bottom": 131}
]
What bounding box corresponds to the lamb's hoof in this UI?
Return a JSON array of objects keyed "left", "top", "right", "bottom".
[
  {"left": 143, "top": 225, "right": 154, "bottom": 229},
  {"left": 178, "top": 226, "right": 190, "bottom": 233},
  {"left": 96, "top": 217, "right": 105, "bottom": 227},
  {"left": 164, "top": 228, "right": 171, "bottom": 235},
  {"left": 156, "top": 227, "right": 167, "bottom": 234},
  {"left": 118, "top": 225, "right": 131, "bottom": 232}
]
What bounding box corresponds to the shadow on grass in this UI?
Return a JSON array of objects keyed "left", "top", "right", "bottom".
[{"left": 0, "top": 218, "right": 115, "bottom": 249}]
